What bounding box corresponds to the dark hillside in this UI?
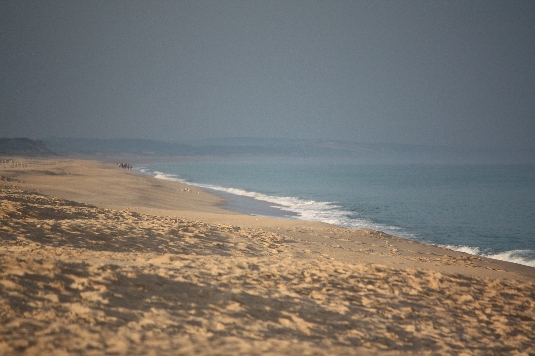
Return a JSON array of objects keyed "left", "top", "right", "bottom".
[{"left": 0, "top": 138, "right": 56, "bottom": 156}]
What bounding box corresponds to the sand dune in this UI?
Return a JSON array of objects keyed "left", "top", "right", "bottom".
[{"left": 1, "top": 158, "right": 534, "bottom": 355}]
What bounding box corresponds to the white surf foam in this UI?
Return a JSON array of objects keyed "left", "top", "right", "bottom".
[
  {"left": 193, "top": 184, "right": 412, "bottom": 235},
  {"left": 152, "top": 170, "right": 188, "bottom": 183},
  {"left": 135, "top": 166, "right": 393, "bottom": 230},
  {"left": 442, "top": 245, "right": 535, "bottom": 268},
  {"left": 136, "top": 166, "right": 535, "bottom": 269}
]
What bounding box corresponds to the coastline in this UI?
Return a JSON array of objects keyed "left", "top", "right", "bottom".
[
  {"left": 1, "top": 157, "right": 534, "bottom": 355},
  {"left": 139, "top": 160, "right": 535, "bottom": 268}
]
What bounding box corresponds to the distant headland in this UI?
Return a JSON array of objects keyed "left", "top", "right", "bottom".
[{"left": 0, "top": 137, "right": 55, "bottom": 156}]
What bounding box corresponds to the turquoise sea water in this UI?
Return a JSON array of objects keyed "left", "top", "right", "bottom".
[{"left": 137, "top": 160, "right": 535, "bottom": 267}]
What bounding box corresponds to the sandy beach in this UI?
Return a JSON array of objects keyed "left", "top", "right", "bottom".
[{"left": 1, "top": 158, "right": 534, "bottom": 355}]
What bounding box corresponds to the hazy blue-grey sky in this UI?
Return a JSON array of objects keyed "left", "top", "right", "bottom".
[{"left": 1, "top": 0, "right": 534, "bottom": 149}]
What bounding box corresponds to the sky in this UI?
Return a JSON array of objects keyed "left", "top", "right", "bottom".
[{"left": 1, "top": 0, "right": 534, "bottom": 150}]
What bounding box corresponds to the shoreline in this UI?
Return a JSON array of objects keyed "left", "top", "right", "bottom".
[
  {"left": 2, "top": 156, "right": 534, "bottom": 278},
  {"left": 133, "top": 163, "right": 300, "bottom": 220},
  {"left": 204, "top": 186, "right": 300, "bottom": 220},
  {"left": 139, "top": 159, "right": 535, "bottom": 269},
  {"left": 1, "top": 156, "right": 534, "bottom": 355}
]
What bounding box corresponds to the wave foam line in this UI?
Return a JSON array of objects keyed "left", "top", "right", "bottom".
[
  {"left": 137, "top": 166, "right": 535, "bottom": 268},
  {"left": 195, "top": 184, "right": 413, "bottom": 239},
  {"left": 442, "top": 245, "right": 535, "bottom": 268},
  {"left": 194, "top": 184, "right": 401, "bottom": 233},
  {"left": 135, "top": 166, "right": 396, "bottom": 232}
]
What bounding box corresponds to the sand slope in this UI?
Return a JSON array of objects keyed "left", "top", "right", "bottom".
[{"left": 1, "top": 159, "right": 534, "bottom": 355}]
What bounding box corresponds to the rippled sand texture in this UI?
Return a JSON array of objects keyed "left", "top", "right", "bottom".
[{"left": 1, "top": 159, "right": 534, "bottom": 355}]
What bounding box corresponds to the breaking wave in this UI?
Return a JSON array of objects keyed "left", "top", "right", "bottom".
[{"left": 137, "top": 166, "right": 535, "bottom": 268}]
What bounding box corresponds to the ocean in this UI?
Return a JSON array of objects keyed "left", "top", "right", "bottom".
[{"left": 136, "top": 160, "right": 535, "bottom": 267}]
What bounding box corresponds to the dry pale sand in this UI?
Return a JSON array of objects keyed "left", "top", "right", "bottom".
[{"left": 1, "top": 158, "right": 534, "bottom": 355}]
